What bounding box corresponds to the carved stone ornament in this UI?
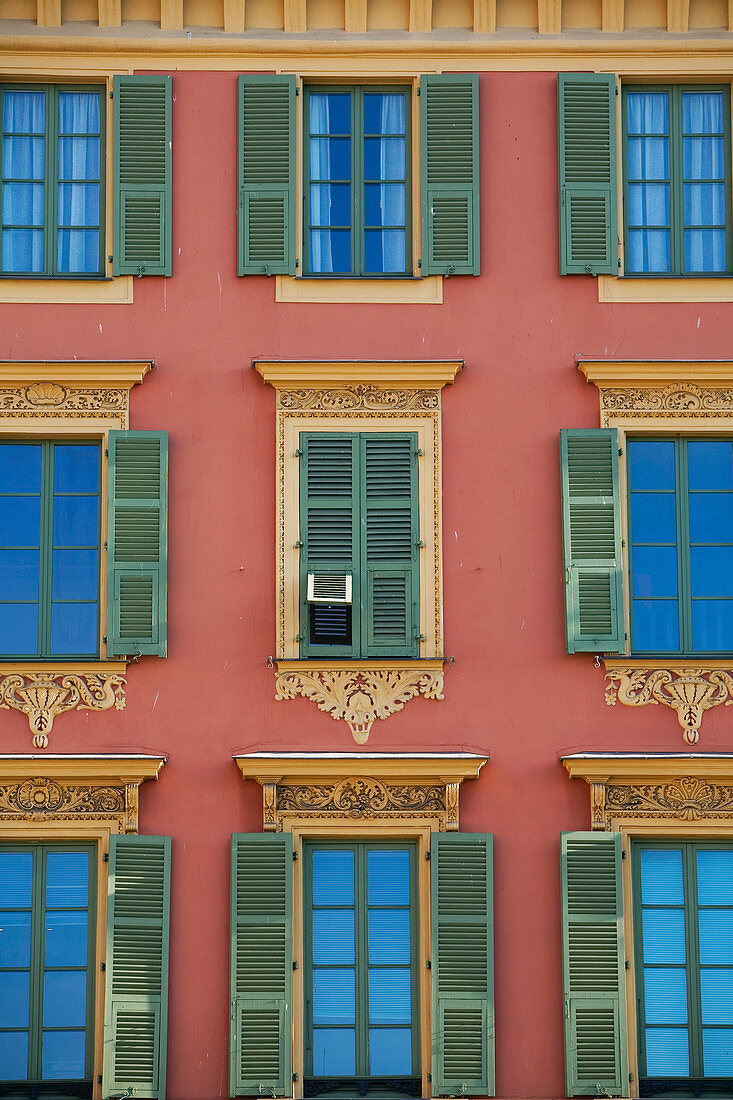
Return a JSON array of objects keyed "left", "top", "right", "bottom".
[
  {"left": 0, "top": 385, "right": 129, "bottom": 425},
  {"left": 274, "top": 664, "right": 445, "bottom": 743},
  {"left": 605, "top": 667, "right": 733, "bottom": 743},
  {"left": 277, "top": 386, "right": 440, "bottom": 412},
  {"left": 0, "top": 673, "right": 126, "bottom": 747},
  {"left": 600, "top": 382, "right": 733, "bottom": 425}
]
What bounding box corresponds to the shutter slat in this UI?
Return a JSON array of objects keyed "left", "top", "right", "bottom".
[
  {"left": 230, "top": 834, "right": 292, "bottom": 1097},
  {"left": 238, "top": 76, "right": 296, "bottom": 275},
  {"left": 432, "top": 833, "right": 494, "bottom": 1097},
  {"left": 558, "top": 74, "right": 617, "bottom": 275},
  {"left": 561, "top": 833, "right": 628, "bottom": 1096},
  {"left": 113, "top": 75, "right": 172, "bottom": 276},
  {"left": 107, "top": 430, "right": 168, "bottom": 657},
  {"left": 421, "top": 74, "right": 480, "bottom": 276},
  {"left": 560, "top": 428, "right": 624, "bottom": 654},
  {"left": 102, "top": 835, "right": 171, "bottom": 1100}
]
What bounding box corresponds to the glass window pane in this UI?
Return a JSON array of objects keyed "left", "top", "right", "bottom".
[
  {"left": 627, "top": 137, "right": 669, "bottom": 180},
  {"left": 701, "top": 970, "right": 733, "bottom": 1024},
  {"left": 364, "top": 93, "right": 405, "bottom": 135},
  {"left": 368, "top": 850, "right": 410, "bottom": 906},
  {"left": 43, "top": 970, "right": 86, "bottom": 1028},
  {"left": 313, "top": 909, "right": 355, "bottom": 965},
  {"left": 309, "top": 229, "right": 351, "bottom": 274},
  {"left": 3, "top": 89, "right": 45, "bottom": 133},
  {"left": 53, "top": 445, "right": 100, "bottom": 493},
  {"left": 641, "top": 848, "right": 684, "bottom": 905},
  {"left": 0, "top": 1030, "right": 29, "bottom": 1080},
  {"left": 45, "top": 911, "right": 88, "bottom": 968},
  {"left": 52, "top": 496, "right": 99, "bottom": 547},
  {"left": 0, "top": 548, "right": 40, "bottom": 599},
  {"left": 684, "top": 182, "right": 726, "bottom": 226},
  {"left": 368, "top": 968, "right": 411, "bottom": 1023},
  {"left": 0, "top": 970, "right": 30, "bottom": 1026},
  {"left": 2, "top": 181, "right": 44, "bottom": 225},
  {"left": 0, "top": 604, "right": 38, "bottom": 654},
  {"left": 683, "top": 91, "right": 725, "bottom": 134},
  {"left": 309, "top": 183, "right": 351, "bottom": 228},
  {"left": 630, "top": 493, "right": 677, "bottom": 544},
  {"left": 644, "top": 969, "right": 688, "bottom": 1025},
  {"left": 629, "top": 441, "right": 676, "bottom": 492},
  {"left": 627, "top": 92, "right": 669, "bottom": 134},
  {"left": 689, "top": 494, "right": 733, "bottom": 542},
  {"left": 364, "top": 183, "right": 406, "bottom": 227},
  {"left": 364, "top": 229, "right": 406, "bottom": 274},
  {"left": 58, "top": 91, "right": 100, "bottom": 134},
  {"left": 57, "top": 136, "right": 100, "bottom": 181},
  {"left": 312, "top": 851, "right": 354, "bottom": 907},
  {"left": 698, "top": 851, "right": 733, "bottom": 905},
  {"left": 364, "top": 137, "right": 405, "bottom": 181},
  {"left": 631, "top": 547, "right": 678, "bottom": 598},
  {"left": 368, "top": 909, "right": 410, "bottom": 964},
  {"left": 309, "top": 137, "right": 351, "bottom": 182},
  {"left": 628, "top": 228, "right": 671, "bottom": 273},
  {"left": 312, "top": 1028, "right": 355, "bottom": 1076},
  {"left": 46, "top": 852, "right": 89, "bottom": 908},
  {"left": 0, "top": 851, "right": 33, "bottom": 907},
  {"left": 645, "top": 1028, "right": 690, "bottom": 1075},
  {"left": 0, "top": 498, "right": 41, "bottom": 547},
  {"left": 688, "top": 441, "right": 733, "bottom": 491},
  {"left": 628, "top": 182, "right": 670, "bottom": 227},
  {"left": 691, "top": 548, "right": 733, "bottom": 599},
  {"left": 0, "top": 444, "right": 42, "bottom": 492},
  {"left": 0, "top": 910, "right": 32, "bottom": 967},
  {"left": 312, "top": 968, "right": 355, "bottom": 1025},
  {"left": 57, "top": 183, "right": 100, "bottom": 227},
  {"left": 692, "top": 601, "right": 733, "bottom": 651},
  {"left": 310, "top": 93, "right": 351, "bottom": 135},
  {"left": 52, "top": 549, "right": 99, "bottom": 601},
  {"left": 685, "top": 228, "right": 727, "bottom": 273},
  {"left": 41, "top": 1029, "right": 86, "bottom": 1080},
  {"left": 50, "top": 603, "right": 98, "bottom": 655},
  {"left": 4, "top": 136, "right": 45, "bottom": 179},
  {"left": 642, "top": 909, "right": 686, "bottom": 965},
  {"left": 702, "top": 1028, "right": 733, "bottom": 1075},
  {"left": 369, "top": 1028, "right": 412, "bottom": 1075},
  {"left": 2, "top": 227, "right": 44, "bottom": 272},
  {"left": 57, "top": 228, "right": 100, "bottom": 274},
  {"left": 683, "top": 136, "right": 725, "bottom": 179},
  {"left": 699, "top": 910, "right": 733, "bottom": 964}
]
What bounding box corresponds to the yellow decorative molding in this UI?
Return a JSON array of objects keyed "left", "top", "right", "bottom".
[
  {"left": 275, "top": 275, "right": 443, "bottom": 305},
  {"left": 604, "top": 664, "right": 733, "bottom": 743},
  {"left": 577, "top": 359, "right": 733, "bottom": 430},
  {"left": 0, "top": 361, "right": 152, "bottom": 388},
  {"left": 0, "top": 277, "right": 133, "bottom": 305},
  {"left": 667, "top": 0, "right": 690, "bottom": 31},
  {"left": 602, "top": 0, "right": 624, "bottom": 32},
  {"left": 0, "top": 360, "right": 151, "bottom": 431},
  {"left": 0, "top": 753, "right": 165, "bottom": 833},
  {"left": 254, "top": 359, "right": 462, "bottom": 390},
  {"left": 563, "top": 752, "right": 733, "bottom": 831},
  {"left": 598, "top": 276, "right": 733, "bottom": 304},
  {"left": 234, "top": 750, "right": 486, "bottom": 830},
  {"left": 538, "top": 0, "right": 562, "bottom": 32},
  {"left": 0, "top": 671, "right": 127, "bottom": 747},
  {"left": 578, "top": 358, "right": 733, "bottom": 387},
  {"left": 272, "top": 659, "right": 446, "bottom": 743}
]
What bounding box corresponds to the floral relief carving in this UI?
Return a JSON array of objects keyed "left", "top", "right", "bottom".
[
  {"left": 278, "top": 386, "right": 439, "bottom": 412},
  {"left": 277, "top": 777, "right": 446, "bottom": 815},
  {"left": 274, "top": 666, "right": 445, "bottom": 743},
  {"left": 605, "top": 777, "right": 733, "bottom": 822},
  {"left": 600, "top": 383, "right": 733, "bottom": 425},
  {"left": 0, "top": 385, "right": 128, "bottom": 425},
  {"left": 0, "top": 775, "right": 137, "bottom": 831},
  {"left": 0, "top": 673, "right": 126, "bottom": 747},
  {"left": 605, "top": 667, "right": 733, "bottom": 743}
]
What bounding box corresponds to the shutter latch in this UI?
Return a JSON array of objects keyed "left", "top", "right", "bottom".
[{"left": 426, "top": 960, "right": 431, "bottom": 969}]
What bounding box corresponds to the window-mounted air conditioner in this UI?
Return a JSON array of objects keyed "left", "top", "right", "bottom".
[{"left": 307, "top": 573, "right": 353, "bottom": 605}]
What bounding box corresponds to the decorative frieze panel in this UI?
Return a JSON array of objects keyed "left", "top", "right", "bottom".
[
  {"left": 278, "top": 386, "right": 440, "bottom": 412},
  {"left": 0, "top": 361, "right": 151, "bottom": 430},
  {"left": 0, "top": 671, "right": 126, "bottom": 747},
  {"left": 0, "top": 384, "right": 129, "bottom": 424},
  {"left": 605, "top": 666, "right": 733, "bottom": 743},
  {"left": 600, "top": 382, "right": 733, "bottom": 424}
]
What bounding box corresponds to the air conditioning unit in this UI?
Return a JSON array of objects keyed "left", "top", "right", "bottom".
[{"left": 307, "top": 573, "right": 352, "bottom": 605}]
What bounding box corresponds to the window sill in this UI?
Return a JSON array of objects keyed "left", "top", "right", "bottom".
[
  {"left": 598, "top": 275, "right": 733, "bottom": 304},
  {"left": 0, "top": 277, "right": 134, "bottom": 305},
  {"left": 275, "top": 275, "right": 442, "bottom": 305}
]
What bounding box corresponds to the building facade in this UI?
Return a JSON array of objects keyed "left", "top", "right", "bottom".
[{"left": 1, "top": 1, "right": 733, "bottom": 1097}]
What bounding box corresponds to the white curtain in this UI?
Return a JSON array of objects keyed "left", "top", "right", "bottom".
[
  {"left": 376, "top": 93, "right": 406, "bottom": 273},
  {"left": 56, "top": 91, "right": 100, "bottom": 274}
]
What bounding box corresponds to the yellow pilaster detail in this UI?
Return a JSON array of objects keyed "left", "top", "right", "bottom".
[
  {"left": 98, "top": 0, "right": 122, "bottom": 25},
  {"left": 223, "top": 0, "right": 246, "bottom": 30},
  {"left": 410, "top": 0, "right": 433, "bottom": 31},
  {"left": 345, "top": 0, "right": 368, "bottom": 31},
  {"left": 160, "top": 0, "right": 184, "bottom": 28},
  {"left": 729, "top": 0, "right": 733, "bottom": 30},
  {"left": 538, "top": 0, "right": 562, "bottom": 32},
  {"left": 473, "top": 0, "right": 497, "bottom": 32},
  {"left": 36, "top": 0, "right": 61, "bottom": 26},
  {"left": 667, "top": 0, "right": 689, "bottom": 30},
  {"left": 284, "top": 0, "right": 307, "bottom": 31},
  {"left": 602, "top": 0, "right": 624, "bottom": 31}
]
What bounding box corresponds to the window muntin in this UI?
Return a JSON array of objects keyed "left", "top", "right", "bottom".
[
  {"left": 0, "top": 844, "right": 95, "bottom": 1087},
  {"left": 1, "top": 85, "right": 105, "bottom": 278},
  {"left": 628, "top": 437, "right": 733, "bottom": 655},
  {"left": 0, "top": 441, "right": 101, "bottom": 659},
  {"left": 633, "top": 841, "right": 733, "bottom": 1085},
  {"left": 304, "top": 87, "right": 411, "bottom": 278},
  {"left": 304, "top": 842, "right": 420, "bottom": 1092},
  {"left": 623, "top": 85, "right": 732, "bottom": 276}
]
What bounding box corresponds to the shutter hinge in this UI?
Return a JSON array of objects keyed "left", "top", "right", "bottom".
[
  {"left": 100, "top": 962, "right": 106, "bottom": 971},
  {"left": 629, "top": 1074, "right": 634, "bottom": 1083},
  {"left": 425, "top": 850, "right": 430, "bottom": 860},
  {"left": 292, "top": 851, "right": 298, "bottom": 860},
  {"left": 293, "top": 1075, "right": 299, "bottom": 1083},
  {"left": 416, "top": 86, "right": 421, "bottom": 95},
  {"left": 293, "top": 961, "right": 298, "bottom": 969},
  {"left": 296, "top": 86, "right": 300, "bottom": 95},
  {"left": 416, "top": 540, "right": 425, "bottom": 549},
  {"left": 108, "top": 255, "right": 113, "bottom": 263},
  {"left": 426, "top": 960, "right": 431, "bottom": 969},
  {"left": 295, "top": 540, "right": 303, "bottom": 548},
  {"left": 296, "top": 633, "right": 304, "bottom": 642},
  {"left": 625, "top": 960, "right": 630, "bottom": 969},
  {"left": 104, "top": 541, "right": 108, "bottom": 551},
  {"left": 415, "top": 633, "right": 426, "bottom": 642},
  {"left": 413, "top": 448, "right": 424, "bottom": 457},
  {"left": 98, "top": 1076, "right": 103, "bottom": 1085},
  {"left": 618, "top": 447, "right": 623, "bottom": 456},
  {"left": 105, "top": 448, "right": 109, "bottom": 457},
  {"left": 109, "top": 91, "right": 113, "bottom": 99},
  {"left": 622, "top": 849, "right": 627, "bottom": 859},
  {"left": 103, "top": 635, "right": 107, "bottom": 644},
  {"left": 103, "top": 852, "right": 109, "bottom": 862},
  {"left": 417, "top": 258, "right": 422, "bottom": 268},
  {"left": 427, "top": 1075, "right": 432, "bottom": 1084},
  {"left": 615, "top": 85, "right": 620, "bottom": 95},
  {"left": 295, "top": 448, "right": 303, "bottom": 456}
]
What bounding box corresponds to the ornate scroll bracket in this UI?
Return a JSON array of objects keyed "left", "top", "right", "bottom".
[
  {"left": 605, "top": 667, "right": 733, "bottom": 743},
  {"left": 273, "top": 662, "right": 445, "bottom": 743},
  {"left": 0, "top": 673, "right": 126, "bottom": 747}
]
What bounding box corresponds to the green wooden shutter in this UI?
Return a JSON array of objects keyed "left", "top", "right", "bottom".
[
  {"left": 560, "top": 428, "right": 624, "bottom": 654},
  {"left": 300, "top": 433, "right": 359, "bottom": 658},
  {"left": 431, "top": 833, "right": 494, "bottom": 1097},
  {"left": 420, "top": 74, "right": 480, "bottom": 276},
  {"left": 361, "top": 433, "right": 419, "bottom": 657},
  {"left": 238, "top": 75, "right": 296, "bottom": 276},
  {"left": 113, "top": 75, "right": 172, "bottom": 276},
  {"left": 558, "top": 73, "right": 618, "bottom": 275},
  {"left": 561, "top": 832, "right": 628, "bottom": 1097},
  {"left": 107, "top": 430, "right": 168, "bottom": 657},
  {"left": 230, "top": 833, "right": 293, "bottom": 1097},
  {"left": 102, "top": 834, "right": 171, "bottom": 1100}
]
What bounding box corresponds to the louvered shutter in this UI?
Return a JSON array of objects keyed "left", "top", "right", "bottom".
[
  {"left": 230, "top": 834, "right": 293, "bottom": 1097},
  {"left": 431, "top": 833, "right": 494, "bottom": 1097},
  {"left": 561, "top": 832, "right": 628, "bottom": 1097},
  {"left": 560, "top": 428, "right": 624, "bottom": 654},
  {"left": 420, "top": 74, "right": 480, "bottom": 276},
  {"left": 113, "top": 75, "right": 172, "bottom": 276},
  {"left": 238, "top": 75, "right": 296, "bottom": 276},
  {"left": 300, "top": 433, "right": 359, "bottom": 658},
  {"left": 107, "top": 430, "right": 168, "bottom": 657},
  {"left": 102, "top": 834, "right": 171, "bottom": 1100},
  {"left": 361, "top": 433, "right": 419, "bottom": 657},
  {"left": 558, "top": 73, "right": 618, "bottom": 275}
]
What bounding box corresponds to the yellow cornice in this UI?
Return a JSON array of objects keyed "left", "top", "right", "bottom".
[
  {"left": 234, "top": 751, "right": 487, "bottom": 784},
  {"left": 562, "top": 752, "right": 733, "bottom": 782},
  {"left": 0, "top": 661, "right": 126, "bottom": 674},
  {"left": 254, "top": 361, "right": 462, "bottom": 390},
  {"left": 0, "top": 361, "right": 152, "bottom": 389},
  {"left": 0, "top": 753, "right": 166, "bottom": 784},
  {"left": 578, "top": 358, "right": 733, "bottom": 388},
  {"left": 604, "top": 657, "right": 733, "bottom": 671}
]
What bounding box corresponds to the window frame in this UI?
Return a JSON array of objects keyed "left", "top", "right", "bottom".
[
  {"left": 302, "top": 83, "right": 413, "bottom": 280},
  {"left": 621, "top": 82, "right": 733, "bottom": 279},
  {"left": 0, "top": 82, "right": 107, "bottom": 280}
]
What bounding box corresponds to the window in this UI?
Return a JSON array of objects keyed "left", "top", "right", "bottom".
[
  {"left": 304, "top": 842, "right": 420, "bottom": 1092},
  {"left": 628, "top": 438, "right": 733, "bottom": 654},
  {"left": 1, "top": 85, "right": 105, "bottom": 277},
  {"left": 304, "top": 87, "right": 411, "bottom": 277},
  {"left": 299, "top": 432, "right": 420, "bottom": 659},
  {"left": 0, "top": 843, "right": 96, "bottom": 1090},
  {"left": 633, "top": 841, "right": 733, "bottom": 1089},
  {"left": 0, "top": 76, "right": 171, "bottom": 281},
  {"left": 623, "top": 86, "right": 732, "bottom": 276},
  {"left": 237, "top": 75, "right": 479, "bottom": 279}
]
